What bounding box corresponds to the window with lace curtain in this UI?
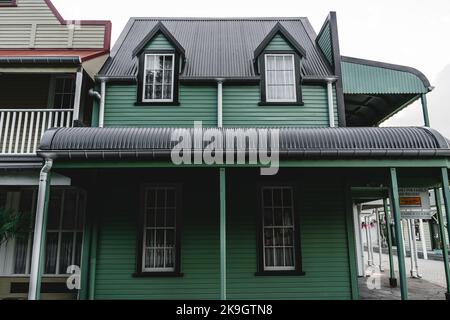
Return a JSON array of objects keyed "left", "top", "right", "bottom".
[{"left": 0, "top": 188, "right": 86, "bottom": 276}]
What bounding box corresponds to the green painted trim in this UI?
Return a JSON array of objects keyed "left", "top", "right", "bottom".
[
  {"left": 78, "top": 214, "right": 92, "bottom": 300},
  {"left": 434, "top": 188, "right": 450, "bottom": 293},
  {"left": 36, "top": 172, "right": 52, "bottom": 300},
  {"left": 441, "top": 168, "right": 450, "bottom": 264},
  {"left": 88, "top": 218, "right": 99, "bottom": 300},
  {"left": 389, "top": 168, "right": 408, "bottom": 300},
  {"left": 219, "top": 168, "right": 227, "bottom": 300},
  {"left": 383, "top": 198, "right": 396, "bottom": 282},
  {"left": 421, "top": 94, "right": 430, "bottom": 127},
  {"left": 345, "top": 182, "right": 359, "bottom": 300},
  {"left": 52, "top": 159, "right": 450, "bottom": 170}
]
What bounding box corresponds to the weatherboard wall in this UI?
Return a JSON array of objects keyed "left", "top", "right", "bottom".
[
  {"left": 103, "top": 84, "right": 337, "bottom": 128},
  {"left": 92, "top": 170, "right": 353, "bottom": 300}
]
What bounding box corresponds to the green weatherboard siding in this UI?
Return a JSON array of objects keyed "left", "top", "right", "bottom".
[
  {"left": 341, "top": 61, "right": 428, "bottom": 94},
  {"left": 317, "top": 22, "right": 334, "bottom": 67},
  {"left": 223, "top": 85, "right": 338, "bottom": 127},
  {"left": 144, "top": 33, "right": 173, "bottom": 50},
  {"left": 103, "top": 84, "right": 337, "bottom": 128},
  {"left": 92, "top": 170, "right": 352, "bottom": 300},
  {"left": 265, "top": 34, "right": 294, "bottom": 51}
]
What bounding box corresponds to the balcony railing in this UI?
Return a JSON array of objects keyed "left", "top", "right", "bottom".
[{"left": 0, "top": 109, "right": 74, "bottom": 155}]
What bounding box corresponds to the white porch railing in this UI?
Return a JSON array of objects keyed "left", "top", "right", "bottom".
[{"left": 0, "top": 109, "right": 74, "bottom": 155}]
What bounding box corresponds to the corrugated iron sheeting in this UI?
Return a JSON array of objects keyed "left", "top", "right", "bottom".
[
  {"left": 100, "top": 18, "right": 333, "bottom": 79},
  {"left": 38, "top": 127, "right": 450, "bottom": 160},
  {"left": 342, "top": 57, "right": 429, "bottom": 95}
]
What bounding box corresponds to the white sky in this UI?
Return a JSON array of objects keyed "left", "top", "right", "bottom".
[{"left": 53, "top": 0, "right": 450, "bottom": 136}]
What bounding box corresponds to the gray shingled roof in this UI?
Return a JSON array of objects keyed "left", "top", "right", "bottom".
[
  {"left": 99, "top": 18, "right": 333, "bottom": 79},
  {"left": 38, "top": 127, "right": 450, "bottom": 161}
]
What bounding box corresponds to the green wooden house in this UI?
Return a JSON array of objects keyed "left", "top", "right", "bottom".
[{"left": 2, "top": 10, "right": 450, "bottom": 300}]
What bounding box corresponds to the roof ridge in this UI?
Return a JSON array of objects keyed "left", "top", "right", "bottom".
[{"left": 131, "top": 17, "right": 308, "bottom": 21}]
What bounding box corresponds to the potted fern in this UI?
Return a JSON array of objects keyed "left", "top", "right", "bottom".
[{"left": 0, "top": 208, "right": 31, "bottom": 247}]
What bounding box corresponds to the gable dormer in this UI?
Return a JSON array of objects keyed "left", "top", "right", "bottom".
[
  {"left": 133, "top": 22, "right": 185, "bottom": 106},
  {"left": 254, "top": 23, "right": 306, "bottom": 106}
]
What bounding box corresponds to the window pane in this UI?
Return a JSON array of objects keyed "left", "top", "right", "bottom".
[
  {"left": 285, "top": 247, "right": 295, "bottom": 267},
  {"left": 146, "top": 210, "right": 155, "bottom": 228},
  {"left": 155, "top": 209, "right": 165, "bottom": 227},
  {"left": 165, "top": 248, "right": 174, "bottom": 268},
  {"left": 14, "top": 237, "right": 28, "bottom": 274},
  {"left": 145, "top": 85, "right": 153, "bottom": 100},
  {"left": 265, "top": 248, "right": 274, "bottom": 267},
  {"left": 264, "top": 228, "right": 273, "bottom": 246},
  {"left": 166, "top": 229, "right": 175, "bottom": 247},
  {"left": 166, "top": 189, "right": 175, "bottom": 207},
  {"left": 263, "top": 189, "right": 272, "bottom": 207},
  {"left": 273, "top": 189, "right": 282, "bottom": 206},
  {"left": 59, "top": 232, "right": 74, "bottom": 274},
  {"left": 275, "top": 248, "right": 284, "bottom": 266},
  {"left": 283, "top": 228, "right": 294, "bottom": 246},
  {"left": 155, "top": 229, "right": 165, "bottom": 248},
  {"left": 274, "top": 208, "right": 283, "bottom": 226},
  {"left": 145, "top": 229, "right": 155, "bottom": 247},
  {"left": 283, "top": 209, "right": 293, "bottom": 227},
  {"left": 154, "top": 70, "right": 163, "bottom": 84},
  {"left": 74, "top": 232, "right": 83, "bottom": 267},
  {"left": 163, "top": 85, "right": 172, "bottom": 100},
  {"left": 155, "top": 249, "right": 164, "bottom": 268},
  {"left": 45, "top": 232, "right": 58, "bottom": 274},
  {"left": 146, "top": 55, "right": 156, "bottom": 70},
  {"left": 145, "top": 249, "right": 154, "bottom": 269},
  {"left": 166, "top": 208, "right": 175, "bottom": 227},
  {"left": 276, "top": 56, "right": 284, "bottom": 70},
  {"left": 157, "top": 56, "right": 164, "bottom": 70},
  {"left": 146, "top": 71, "right": 154, "bottom": 84},
  {"left": 164, "top": 56, "right": 173, "bottom": 70},
  {"left": 263, "top": 209, "right": 273, "bottom": 226},
  {"left": 274, "top": 229, "right": 283, "bottom": 246}
]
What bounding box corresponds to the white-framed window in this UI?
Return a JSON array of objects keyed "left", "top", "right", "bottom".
[
  {"left": 142, "top": 54, "right": 175, "bottom": 102},
  {"left": 53, "top": 75, "right": 76, "bottom": 109},
  {"left": 261, "top": 186, "right": 296, "bottom": 271},
  {"left": 264, "top": 54, "right": 297, "bottom": 102},
  {"left": 0, "top": 188, "right": 86, "bottom": 276},
  {"left": 142, "top": 186, "right": 177, "bottom": 272}
]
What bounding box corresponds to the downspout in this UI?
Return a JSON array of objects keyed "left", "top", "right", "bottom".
[
  {"left": 90, "top": 79, "right": 106, "bottom": 128},
  {"left": 326, "top": 78, "right": 337, "bottom": 128},
  {"left": 216, "top": 79, "right": 224, "bottom": 128},
  {"left": 28, "top": 159, "right": 53, "bottom": 300}
]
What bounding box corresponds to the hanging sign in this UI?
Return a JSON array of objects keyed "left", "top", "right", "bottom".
[{"left": 399, "top": 188, "right": 432, "bottom": 220}]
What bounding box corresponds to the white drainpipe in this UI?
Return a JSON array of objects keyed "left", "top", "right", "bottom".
[
  {"left": 99, "top": 80, "right": 106, "bottom": 128},
  {"left": 326, "top": 78, "right": 336, "bottom": 128},
  {"left": 217, "top": 79, "right": 224, "bottom": 128},
  {"left": 73, "top": 70, "right": 83, "bottom": 123},
  {"left": 28, "top": 159, "right": 53, "bottom": 300}
]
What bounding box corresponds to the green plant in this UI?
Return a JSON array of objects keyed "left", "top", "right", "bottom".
[{"left": 0, "top": 208, "right": 31, "bottom": 246}]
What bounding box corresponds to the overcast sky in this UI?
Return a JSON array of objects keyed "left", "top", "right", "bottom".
[{"left": 53, "top": 0, "right": 450, "bottom": 136}]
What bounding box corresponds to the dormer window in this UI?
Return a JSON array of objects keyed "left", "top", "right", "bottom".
[
  {"left": 265, "top": 54, "right": 297, "bottom": 102},
  {"left": 143, "top": 54, "right": 175, "bottom": 102}
]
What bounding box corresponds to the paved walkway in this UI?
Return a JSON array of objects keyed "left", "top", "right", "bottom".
[{"left": 359, "top": 252, "right": 448, "bottom": 300}]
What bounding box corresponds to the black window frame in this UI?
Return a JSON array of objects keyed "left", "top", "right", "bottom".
[
  {"left": 136, "top": 50, "right": 181, "bottom": 106},
  {"left": 255, "top": 183, "right": 305, "bottom": 276},
  {"left": 258, "top": 51, "right": 304, "bottom": 107},
  {"left": 134, "top": 184, "right": 183, "bottom": 277}
]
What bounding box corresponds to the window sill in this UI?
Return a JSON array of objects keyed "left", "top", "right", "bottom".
[
  {"left": 132, "top": 272, "right": 184, "bottom": 278},
  {"left": 258, "top": 102, "right": 304, "bottom": 107},
  {"left": 135, "top": 101, "right": 181, "bottom": 107},
  {"left": 255, "top": 271, "right": 306, "bottom": 277}
]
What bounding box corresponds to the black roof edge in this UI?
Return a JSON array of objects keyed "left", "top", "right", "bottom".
[
  {"left": 132, "top": 21, "right": 186, "bottom": 58},
  {"left": 341, "top": 56, "right": 432, "bottom": 90},
  {"left": 253, "top": 22, "right": 307, "bottom": 59},
  {"left": 0, "top": 56, "right": 81, "bottom": 66}
]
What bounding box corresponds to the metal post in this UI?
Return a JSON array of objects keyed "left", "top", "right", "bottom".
[
  {"left": 219, "top": 168, "right": 227, "bottom": 300},
  {"left": 383, "top": 198, "right": 397, "bottom": 287},
  {"left": 389, "top": 168, "right": 408, "bottom": 300},
  {"left": 421, "top": 94, "right": 430, "bottom": 127},
  {"left": 434, "top": 188, "right": 450, "bottom": 300},
  {"left": 364, "top": 216, "right": 372, "bottom": 268},
  {"left": 28, "top": 159, "right": 53, "bottom": 300},
  {"left": 407, "top": 220, "right": 415, "bottom": 277},
  {"left": 88, "top": 218, "right": 98, "bottom": 300},
  {"left": 368, "top": 215, "right": 374, "bottom": 266},
  {"left": 410, "top": 219, "right": 421, "bottom": 278},
  {"left": 354, "top": 205, "right": 364, "bottom": 277},
  {"left": 419, "top": 219, "right": 428, "bottom": 260},
  {"left": 73, "top": 70, "right": 83, "bottom": 123},
  {"left": 375, "top": 208, "right": 384, "bottom": 272},
  {"left": 441, "top": 168, "right": 450, "bottom": 255}
]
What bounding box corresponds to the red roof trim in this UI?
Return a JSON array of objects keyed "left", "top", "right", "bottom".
[
  {"left": 43, "top": 0, "right": 111, "bottom": 51},
  {"left": 0, "top": 0, "right": 17, "bottom": 7}
]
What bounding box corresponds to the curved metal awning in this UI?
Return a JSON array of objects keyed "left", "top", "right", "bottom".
[
  {"left": 37, "top": 127, "right": 450, "bottom": 161},
  {"left": 341, "top": 56, "right": 432, "bottom": 127}
]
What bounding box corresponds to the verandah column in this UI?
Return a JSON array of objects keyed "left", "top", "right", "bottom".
[
  {"left": 434, "top": 188, "right": 450, "bottom": 300},
  {"left": 383, "top": 198, "right": 397, "bottom": 287},
  {"left": 219, "top": 168, "right": 227, "bottom": 300},
  {"left": 441, "top": 168, "right": 450, "bottom": 259},
  {"left": 389, "top": 168, "right": 408, "bottom": 300},
  {"left": 28, "top": 159, "right": 53, "bottom": 300}
]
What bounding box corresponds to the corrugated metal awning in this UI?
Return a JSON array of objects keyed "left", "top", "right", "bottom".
[{"left": 37, "top": 127, "right": 450, "bottom": 161}]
